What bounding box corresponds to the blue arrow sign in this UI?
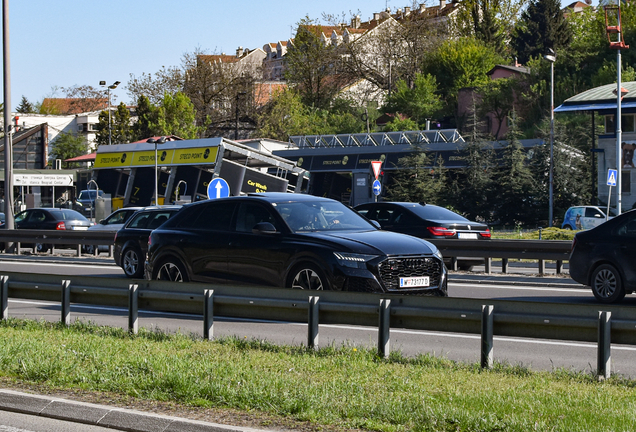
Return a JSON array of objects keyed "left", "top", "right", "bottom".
[
  {"left": 607, "top": 169, "right": 617, "bottom": 187},
  {"left": 207, "top": 177, "right": 230, "bottom": 199},
  {"left": 372, "top": 179, "right": 382, "bottom": 196}
]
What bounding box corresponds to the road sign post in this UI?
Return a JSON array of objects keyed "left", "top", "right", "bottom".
[
  {"left": 607, "top": 169, "right": 617, "bottom": 221},
  {"left": 370, "top": 161, "right": 382, "bottom": 202}
]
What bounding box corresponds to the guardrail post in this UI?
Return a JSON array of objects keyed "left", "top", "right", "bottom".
[
  {"left": 308, "top": 296, "right": 319, "bottom": 349},
  {"left": 0, "top": 275, "right": 8, "bottom": 320},
  {"left": 501, "top": 258, "right": 508, "bottom": 273},
  {"left": 128, "top": 284, "right": 138, "bottom": 334},
  {"left": 597, "top": 311, "right": 611, "bottom": 380},
  {"left": 15, "top": 242, "right": 20, "bottom": 255},
  {"left": 538, "top": 259, "right": 546, "bottom": 275},
  {"left": 481, "top": 305, "right": 494, "bottom": 369},
  {"left": 450, "top": 257, "right": 458, "bottom": 271},
  {"left": 556, "top": 260, "right": 563, "bottom": 274},
  {"left": 378, "top": 299, "right": 391, "bottom": 359},
  {"left": 485, "top": 258, "right": 492, "bottom": 275},
  {"left": 203, "top": 289, "right": 214, "bottom": 340},
  {"left": 75, "top": 245, "right": 81, "bottom": 257},
  {"left": 61, "top": 280, "right": 71, "bottom": 326}
]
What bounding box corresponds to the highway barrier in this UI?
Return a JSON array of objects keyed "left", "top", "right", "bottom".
[
  {"left": 0, "top": 230, "right": 572, "bottom": 274},
  {"left": 0, "top": 271, "right": 633, "bottom": 380}
]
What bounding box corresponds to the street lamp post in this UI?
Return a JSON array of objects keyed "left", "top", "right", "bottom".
[
  {"left": 544, "top": 48, "right": 556, "bottom": 227},
  {"left": 100, "top": 80, "right": 120, "bottom": 145},
  {"left": 147, "top": 137, "right": 167, "bottom": 205}
]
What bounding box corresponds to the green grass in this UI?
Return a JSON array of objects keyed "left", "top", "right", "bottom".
[{"left": 1, "top": 319, "right": 635, "bottom": 431}]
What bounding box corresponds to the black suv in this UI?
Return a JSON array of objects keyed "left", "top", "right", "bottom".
[
  {"left": 114, "top": 206, "right": 182, "bottom": 278},
  {"left": 145, "top": 193, "right": 448, "bottom": 295}
]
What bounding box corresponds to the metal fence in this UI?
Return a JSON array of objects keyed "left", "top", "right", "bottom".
[
  {"left": 0, "top": 230, "right": 572, "bottom": 274},
  {"left": 0, "top": 271, "right": 632, "bottom": 379}
]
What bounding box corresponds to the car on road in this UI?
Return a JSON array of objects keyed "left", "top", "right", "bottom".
[
  {"left": 353, "top": 202, "right": 490, "bottom": 270},
  {"left": 76, "top": 189, "right": 104, "bottom": 217},
  {"left": 561, "top": 206, "right": 615, "bottom": 230},
  {"left": 114, "top": 206, "right": 182, "bottom": 278},
  {"left": 145, "top": 193, "right": 448, "bottom": 295},
  {"left": 569, "top": 208, "right": 636, "bottom": 303},
  {"left": 1, "top": 208, "right": 93, "bottom": 252},
  {"left": 83, "top": 207, "right": 142, "bottom": 254}
]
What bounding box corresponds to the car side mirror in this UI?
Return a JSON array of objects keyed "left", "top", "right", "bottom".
[
  {"left": 252, "top": 222, "right": 277, "bottom": 234},
  {"left": 99, "top": 219, "right": 106, "bottom": 224},
  {"left": 370, "top": 220, "right": 381, "bottom": 229}
]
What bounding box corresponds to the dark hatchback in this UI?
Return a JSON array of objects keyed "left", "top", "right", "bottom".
[
  {"left": 114, "top": 206, "right": 182, "bottom": 278},
  {"left": 354, "top": 202, "right": 490, "bottom": 270},
  {"left": 569, "top": 209, "right": 636, "bottom": 303},
  {"left": 146, "top": 193, "right": 448, "bottom": 295}
]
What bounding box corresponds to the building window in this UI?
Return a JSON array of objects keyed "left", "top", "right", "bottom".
[
  {"left": 622, "top": 115, "right": 635, "bottom": 133},
  {"left": 77, "top": 124, "right": 85, "bottom": 132},
  {"left": 89, "top": 123, "right": 99, "bottom": 131},
  {"left": 622, "top": 171, "right": 631, "bottom": 194}
]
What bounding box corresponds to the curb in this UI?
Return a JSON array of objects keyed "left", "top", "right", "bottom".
[{"left": 0, "top": 389, "right": 268, "bottom": 432}]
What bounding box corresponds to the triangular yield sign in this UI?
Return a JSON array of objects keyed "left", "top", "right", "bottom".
[{"left": 371, "top": 161, "right": 382, "bottom": 180}]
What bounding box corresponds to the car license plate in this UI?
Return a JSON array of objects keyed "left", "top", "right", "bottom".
[
  {"left": 399, "top": 276, "right": 430, "bottom": 288},
  {"left": 458, "top": 232, "right": 478, "bottom": 239},
  {"left": 73, "top": 226, "right": 88, "bottom": 231}
]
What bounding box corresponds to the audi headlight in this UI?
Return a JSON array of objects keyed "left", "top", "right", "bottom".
[
  {"left": 433, "top": 248, "right": 444, "bottom": 261},
  {"left": 333, "top": 252, "right": 378, "bottom": 269}
]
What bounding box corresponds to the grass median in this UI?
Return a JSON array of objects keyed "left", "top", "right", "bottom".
[{"left": 0, "top": 318, "right": 635, "bottom": 432}]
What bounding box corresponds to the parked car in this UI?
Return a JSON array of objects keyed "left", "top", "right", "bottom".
[
  {"left": 1, "top": 208, "right": 93, "bottom": 253},
  {"left": 569, "top": 209, "right": 636, "bottom": 303},
  {"left": 76, "top": 189, "right": 104, "bottom": 217},
  {"left": 561, "top": 206, "right": 615, "bottom": 230},
  {"left": 114, "top": 206, "right": 182, "bottom": 278},
  {"left": 145, "top": 193, "right": 448, "bottom": 295},
  {"left": 83, "top": 207, "right": 142, "bottom": 254},
  {"left": 354, "top": 202, "right": 490, "bottom": 271}
]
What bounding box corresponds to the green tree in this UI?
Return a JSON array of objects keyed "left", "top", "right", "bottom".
[
  {"left": 285, "top": 18, "right": 340, "bottom": 109},
  {"left": 383, "top": 116, "right": 419, "bottom": 132},
  {"left": 132, "top": 95, "right": 159, "bottom": 141},
  {"left": 15, "top": 96, "right": 35, "bottom": 113},
  {"left": 385, "top": 147, "right": 448, "bottom": 205},
  {"left": 95, "top": 103, "right": 133, "bottom": 146},
  {"left": 383, "top": 73, "right": 442, "bottom": 126},
  {"left": 155, "top": 92, "right": 201, "bottom": 140},
  {"left": 49, "top": 132, "right": 89, "bottom": 168},
  {"left": 511, "top": 0, "right": 573, "bottom": 64},
  {"left": 490, "top": 112, "right": 538, "bottom": 225},
  {"left": 477, "top": 77, "right": 517, "bottom": 138}
]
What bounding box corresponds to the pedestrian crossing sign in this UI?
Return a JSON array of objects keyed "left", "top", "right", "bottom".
[{"left": 607, "top": 169, "right": 617, "bottom": 187}]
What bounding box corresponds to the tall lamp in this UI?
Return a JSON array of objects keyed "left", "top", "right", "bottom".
[
  {"left": 543, "top": 48, "right": 556, "bottom": 227},
  {"left": 100, "top": 80, "right": 120, "bottom": 145},
  {"left": 147, "top": 137, "right": 167, "bottom": 205}
]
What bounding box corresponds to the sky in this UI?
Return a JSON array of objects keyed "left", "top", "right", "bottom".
[{"left": 1, "top": 0, "right": 393, "bottom": 111}]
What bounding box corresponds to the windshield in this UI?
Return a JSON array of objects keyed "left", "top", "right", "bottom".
[{"left": 275, "top": 200, "right": 376, "bottom": 233}]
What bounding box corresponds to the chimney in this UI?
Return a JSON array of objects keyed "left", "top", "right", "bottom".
[
  {"left": 419, "top": 3, "right": 426, "bottom": 12},
  {"left": 236, "top": 46, "right": 243, "bottom": 57},
  {"left": 244, "top": 48, "right": 249, "bottom": 56},
  {"left": 405, "top": 6, "right": 411, "bottom": 14},
  {"left": 373, "top": 12, "right": 380, "bottom": 21},
  {"left": 351, "top": 15, "right": 361, "bottom": 28},
  {"left": 439, "top": 0, "right": 446, "bottom": 7}
]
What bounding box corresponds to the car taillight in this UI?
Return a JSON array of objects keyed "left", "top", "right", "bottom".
[
  {"left": 114, "top": 232, "right": 118, "bottom": 242},
  {"left": 148, "top": 234, "right": 152, "bottom": 247},
  {"left": 481, "top": 228, "right": 491, "bottom": 239},
  {"left": 56, "top": 221, "right": 66, "bottom": 230},
  {"left": 571, "top": 237, "right": 576, "bottom": 253},
  {"left": 427, "top": 226, "right": 456, "bottom": 237}
]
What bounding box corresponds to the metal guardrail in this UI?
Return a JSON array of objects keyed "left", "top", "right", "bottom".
[
  {"left": 0, "top": 230, "right": 115, "bottom": 256},
  {"left": 0, "top": 271, "right": 632, "bottom": 379},
  {"left": 0, "top": 231, "right": 572, "bottom": 274}
]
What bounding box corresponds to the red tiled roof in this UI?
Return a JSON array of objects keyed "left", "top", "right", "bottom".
[
  {"left": 65, "top": 152, "right": 96, "bottom": 162},
  {"left": 41, "top": 98, "right": 108, "bottom": 115}
]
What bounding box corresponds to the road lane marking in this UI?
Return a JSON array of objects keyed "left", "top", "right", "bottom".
[{"left": 451, "top": 282, "right": 589, "bottom": 293}]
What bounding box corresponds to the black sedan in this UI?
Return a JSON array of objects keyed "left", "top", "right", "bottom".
[
  {"left": 569, "top": 209, "right": 636, "bottom": 303},
  {"left": 146, "top": 193, "right": 448, "bottom": 295},
  {"left": 1, "top": 208, "right": 93, "bottom": 252},
  {"left": 114, "top": 206, "right": 182, "bottom": 278},
  {"left": 354, "top": 202, "right": 490, "bottom": 270}
]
